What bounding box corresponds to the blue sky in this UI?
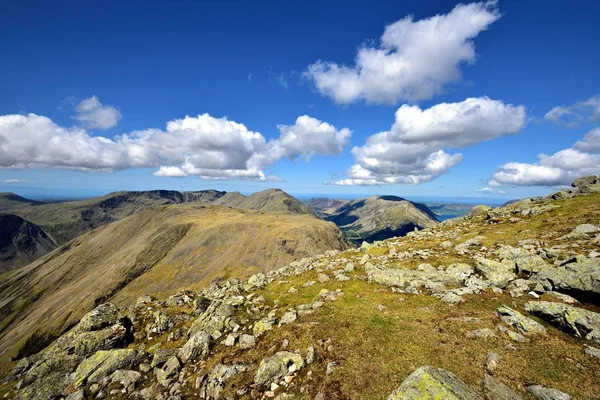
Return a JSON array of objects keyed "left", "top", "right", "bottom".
[{"left": 1, "top": 0, "right": 599, "bottom": 200}]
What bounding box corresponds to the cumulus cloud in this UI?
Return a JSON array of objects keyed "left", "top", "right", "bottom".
[
  {"left": 73, "top": 96, "right": 122, "bottom": 130},
  {"left": 489, "top": 128, "right": 600, "bottom": 186},
  {"left": 0, "top": 113, "right": 350, "bottom": 181},
  {"left": 331, "top": 97, "right": 526, "bottom": 185},
  {"left": 305, "top": 1, "right": 500, "bottom": 104},
  {"left": 274, "top": 115, "right": 352, "bottom": 161},
  {"left": 544, "top": 95, "right": 600, "bottom": 127}
]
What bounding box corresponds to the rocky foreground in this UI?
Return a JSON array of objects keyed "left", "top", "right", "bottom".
[{"left": 1, "top": 176, "right": 600, "bottom": 399}]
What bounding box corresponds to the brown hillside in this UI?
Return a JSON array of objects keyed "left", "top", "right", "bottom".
[{"left": 0, "top": 203, "right": 347, "bottom": 362}]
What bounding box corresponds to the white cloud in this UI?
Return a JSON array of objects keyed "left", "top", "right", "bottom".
[
  {"left": 490, "top": 128, "right": 600, "bottom": 186},
  {"left": 544, "top": 95, "right": 600, "bottom": 127},
  {"left": 1, "top": 179, "right": 28, "bottom": 184},
  {"left": 0, "top": 113, "right": 350, "bottom": 181},
  {"left": 274, "top": 115, "right": 351, "bottom": 161},
  {"left": 306, "top": 1, "right": 500, "bottom": 104},
  {"left": 331, "top": 97, "right": 526, "bottom": 185},
  {"left": 476, "top": 186, "right": 504, "bottom": 195},
  {"left": 73, "top": 96, "right": 122, "bottom": 130}
]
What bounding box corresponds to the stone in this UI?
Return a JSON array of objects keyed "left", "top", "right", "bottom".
[
  {"left": 535, "top": 260, "right": 600, "bottom": 298},
  {"left": 326, "top": 361, "right": 337, "bottom": 375},
  {"left": 506, "top": 330, "right": 528, "bottom": 343},
  {"left": 572, "top": 224, "right": 599, "bottom": 235},
  {"left": 163, "top": 356, "right": 181, "bottom": 377},
  {"left": 190, "top": 301, "right": 235, "bottom": 335},
  {"left": 387, "top": 366, "right": 484, "bottom": 400},
  {"left": 287, "top": 286, "right": 298, "bottom": 294},
  {"left": 441, "top": 291, "right": 464, "bottom": 305},
  {"left": 72, "top": 349, "right": 146, "bottom": 388},
  {"left": 253, "top": 318, "right": 274, "bottom": 337},
  {"left": 254, "top": 351, "right": 304, "bottom": 386},
  {"left": 483, "top": 374, "right": 523, "bottom": 400},
  {"left": 201, "top": 363, "right": 247, "bottom": 400},
  {"left": 223, "top": 333, "right": 237, "bottom": 347},
  {"left": 445, "top": 263, "right": 474, "bottom": 283},
  {"left": 318, "top": 273, "right": 330, "bottom": 283},
  {"left": 485, "top": 353, "right": 501, "bottom": 374},
  {"left": 526, "top": 385, "right": 571, "bottom": 400},
  {"left": 151, "top": 348, "right": 176, "bottom": 368},
  {"left": 110, "top": 369, "right": 142, "bottom": 388},
  {"left": 306, "top": 346, "right": 315, "bottom": 364},
  {"left": 466, "top": 328, "right": 497, "bottom": 339},
  {"left": 66, "top": 389, "right": 85, "bottom": 400},
  {"left": 515, "top": 256, "right": 548, "bottom": 277},
  {"left": 496, "top": 306, "right": 547, "bottom": 336},
  {"left": 498, "top": 245, "right": 530, "bottom": 261},
  {"left": 239, "top": 334, "right": 256, "bottom": 350},
  {"left": 475, "top": 258, "right": 516, "bottom": 288},
  {"left": 524, "top": 301, "right": 600, "bottom": 343},
  {"left": 584, "top": 345, "right": 600, "bottom": 360},
  {"left": 279, "top": 310, "right": 298, "bottom": 325},
  {"left": 344, "top": 262, "right": 355, "bottom": 272},
  {"left": 77, "top": 303, "right": 120, "bottom": 333},
  {"left": 178, "top": 330, "right": 211, "bottom": 363}
]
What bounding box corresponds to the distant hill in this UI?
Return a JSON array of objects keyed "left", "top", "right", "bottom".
[
  {"left": 424, "top": 202, "right": 475, "bottom": 221},
  {"left": 306, "top": 197, "right": 350, "bottom": 218},
  {"left": 325, "top": 195, "right": 439, "bottom": 244},
  {"left": 0, "top": 214, "right": 57, "bottom": 274},
  {"left": 0, "top": 193, "right": 44, "bottom": 212},
  {"left": 0, "top": 202, "right": 347, "bottom": 361},
  {"left": 216, "top": 189, "right": 317, "bottom": 216}
]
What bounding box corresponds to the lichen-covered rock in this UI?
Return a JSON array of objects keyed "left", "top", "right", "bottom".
[
  {"left": 535, "top": 260, "right": 600, "bottom": 297},
  {"left": 199, "top": 363, "right": 248, "bottom": 399},
  {"left": 16, "top": 371, "right": 71, "bottom": 400},
  {"left": 524, "top": 301, "right": 600, "bottom": 343},
  {"left": 526, "top": 385, "right": 571, "bottom": 400},
  {"left": 496, "top": 306, "right": 547, "bottom": 336},
  {"left": 515, "top": 256, "right": 548, "bottom": 277},
  {"left": 254, "top": 351, "right": 304, "bottom": 386},
  {"left": 253, "top": 318, "right": 274, "bottom": 337},
  {"left": 178, "top": 330, "right": 211, "bottom": 363},
  {"left": 475, "top": 258, "right": 516, "bottom": 288},
  {"left": 190, "top": 301, "right": 235, "bottom": 336},
  {"left": 387, "top": 366, "right": 483, "bottom": 400},
  {"left": 72, "top": 349, "right": 146, "bottom": 388},
  {"left": 239, "top": 334, "right": 255, "bottom": 350},
  {"left": 76, "top": 303, "right": 120, "bottom": 333}
]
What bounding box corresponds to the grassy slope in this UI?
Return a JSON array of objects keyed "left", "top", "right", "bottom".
[
  {"left": 126, "top": 193, "right": 600, "bottom": 400},
  {"left": 0, "top": 203, "right": 347, "bottom": 363}
]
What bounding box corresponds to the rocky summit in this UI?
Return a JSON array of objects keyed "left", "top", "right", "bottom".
[{"left": 1, "top": 176, "right": 600, "bottom": 400}]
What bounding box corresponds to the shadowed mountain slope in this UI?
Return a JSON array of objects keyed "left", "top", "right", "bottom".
[
  {"left": 306, "top": 197, "right": 350, "bottom": 218},
  {"left": 0, "top": 214, "right": 57, "bottom": 274},
  {"left": 0, "top": 203, "right": 347, "bottom": 362}
]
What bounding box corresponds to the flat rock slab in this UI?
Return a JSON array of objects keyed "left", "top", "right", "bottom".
[{"left": 387, "top": 366, "right": 483, "bottom": 400}]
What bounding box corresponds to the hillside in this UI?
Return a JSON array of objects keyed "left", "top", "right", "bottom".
[
  {"left": 2, "top": 177, "right": 600, "bottom": 399},
  {"left": 216, "top": 189, "right": 317, "bottom": 216},
  {"left": 0, "top": 203, "right": 347, "bottom": 365},
  {"left": 0, "top": 189, "right": 315, "bottom": 270},
  {"left": 0, "top": 214, "right": 56, "bottom": 274},
  {"left": 306, "top": 197, "right": 350, "bottom": 218},
  {"left": 325, "top": 195, "right": 439, "bottom": 244},
  {"left": 0, "top": 193, "right": 43, "bottom": 212}
]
